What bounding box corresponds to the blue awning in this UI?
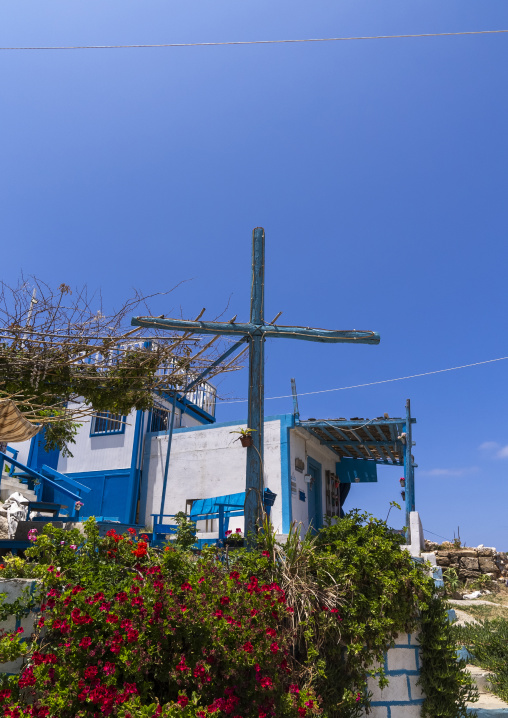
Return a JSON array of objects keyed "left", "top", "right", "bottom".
[{"left": 190, "top": 491, "right": 245, "bottom": 521}]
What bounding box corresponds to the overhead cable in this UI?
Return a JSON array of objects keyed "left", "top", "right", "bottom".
[
  {"left": 218, "top": 354, "right": 508, "bottom": 404},
  {"left": 1, "top": 29, "right": 508, "bottom": 51}
]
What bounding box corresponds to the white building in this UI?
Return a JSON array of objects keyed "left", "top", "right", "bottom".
[{"left": 6, "top": 384, "right": 412, "bottom": 537}]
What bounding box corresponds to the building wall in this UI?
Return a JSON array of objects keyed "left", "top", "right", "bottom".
[
  {"left": 57, "top": 408, "right": 138, "bottom": 475},
  {"left": 289, "top": 427, "right": 340, "bottom": 534},
  {"left": 141, "top": 418, "right": 284, "bottom": 532},
  {"left": 364, "top": 632, "right": 424, "bottom": 718}
]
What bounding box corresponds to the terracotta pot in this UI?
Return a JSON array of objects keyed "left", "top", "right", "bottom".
[{"left": 240, "top": 435, "right": 253, "bottom": 448}]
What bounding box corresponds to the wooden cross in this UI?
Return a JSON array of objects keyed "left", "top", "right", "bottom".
[{"left": 132, "top": 227, "right": 380, "bottom": 539}]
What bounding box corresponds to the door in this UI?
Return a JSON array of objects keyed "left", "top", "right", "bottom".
[{"left": 307, "top": 456, "right": 323, "bottom": 533}]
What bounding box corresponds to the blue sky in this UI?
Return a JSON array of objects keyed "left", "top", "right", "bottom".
[{"left": 2, "top": 1, "right": 508, "bottom": 548}]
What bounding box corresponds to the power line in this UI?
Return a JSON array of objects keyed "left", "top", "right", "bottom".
[
  {"left": 1, "top": 29, "right": 508, "bottom": 51},
  {"left": 218, "top": 354, "right": 508, "bottom": 404}
]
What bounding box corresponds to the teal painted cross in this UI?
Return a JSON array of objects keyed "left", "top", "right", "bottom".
[{"left": 132, "top": 227, "right": 380, "bottom": 540}]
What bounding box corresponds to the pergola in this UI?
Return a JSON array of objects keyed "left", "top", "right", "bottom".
[{"left": 296, "top": 400, "right": 416, "bottom": 530}]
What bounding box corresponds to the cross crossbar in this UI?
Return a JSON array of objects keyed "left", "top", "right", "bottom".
[
  {"left": 131, "top": 227, "right": 380, "bottom": 541},
  {"left": 131, "top": 317, "right": 380, "bottom": 345}
]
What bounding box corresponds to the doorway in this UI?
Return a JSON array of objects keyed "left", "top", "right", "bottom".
[{"left": 307, "top": 456, "right": 323, "bottom": 533}]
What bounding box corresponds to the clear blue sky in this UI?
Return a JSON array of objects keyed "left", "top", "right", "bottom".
[{"left": 2, "top": 1, "right": 508, "bottom": 548}]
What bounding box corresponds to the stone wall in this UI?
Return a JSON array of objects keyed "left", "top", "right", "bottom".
[{"left": 426, "top": 543, "right": 508, "bottom": 586}]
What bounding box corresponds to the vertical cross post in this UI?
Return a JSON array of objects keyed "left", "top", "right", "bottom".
[{"left": 245, "top": 227, "right": 265, "bottom": 540}]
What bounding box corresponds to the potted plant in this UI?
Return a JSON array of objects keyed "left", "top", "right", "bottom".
[
  {"left": 224, "top": 528, "right": 244, "bottom": 548},
  {"left": 230, "top": 427, "right": 256, "bottom": 448}
]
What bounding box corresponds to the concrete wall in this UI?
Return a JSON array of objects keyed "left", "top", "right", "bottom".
[
  {"left": 0, "top": 579, "right": 39, "bottom": 675},
  {"left": 4, "top": 440, "right": 31, "bottom": 468},
  {"left": 364, "top": 633, "right": 424, "bottom": 718},
  {"left": 58, "top": 406, "right": 138, "bottom": 475},
  {"left": 141, "top": 418, "right": 284, "bottom": 532},
  {"left": 289, "top": 427, "right": 339, "bottom": 534}
]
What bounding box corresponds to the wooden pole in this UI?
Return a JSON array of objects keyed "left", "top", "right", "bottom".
[
  {"left": 404, "top": 398, "right": 415, "bottom": 541},
  {"left": 245, "top": 227, "right": 265, "bottom": 541}
]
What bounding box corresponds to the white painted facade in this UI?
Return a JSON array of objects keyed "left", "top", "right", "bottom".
[
  {"left": 6, "top": 406, "right": 344, "bottom": 535},
  {"left": 141, "top": 415, "right": 341, "bottom": 536}
]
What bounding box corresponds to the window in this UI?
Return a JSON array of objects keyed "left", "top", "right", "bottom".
[
  {"left": 150, "top": 407, "right": 171, "bottom": 433},
  {"left": 90, "top": 412, "right": 125, "bottom": 437}
]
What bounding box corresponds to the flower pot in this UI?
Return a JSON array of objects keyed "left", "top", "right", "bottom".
[{"left": 239, "top": 435, "right": 253, "bottom": 448}]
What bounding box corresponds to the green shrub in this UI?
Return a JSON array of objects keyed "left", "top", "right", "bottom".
[
  {"left": 455, "top": 616, "right": 508, "bottom": 702},
  {"left": 419, "top": 596, "right": 478, "bottom": 717}
]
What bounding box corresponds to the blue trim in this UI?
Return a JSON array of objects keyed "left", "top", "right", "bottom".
[
  {"left": 64, "top": 468, "right": 133, "bottom": 524},
  {"left": 129, "top": 410, "right": 144, "bottom": 524},
  {"left": 279, "top": 413, "right": 294, "bottom": 533}
]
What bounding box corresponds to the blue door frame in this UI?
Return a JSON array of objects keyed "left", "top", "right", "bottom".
[{"left": 307, "top": 456, "right": 323, "bottom": 533}]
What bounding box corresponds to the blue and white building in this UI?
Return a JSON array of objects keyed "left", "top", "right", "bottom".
[{"left": 7, "top": 383, "right": 415, "bottom": 536}]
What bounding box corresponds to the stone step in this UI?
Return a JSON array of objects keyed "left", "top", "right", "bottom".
[
  {"left": 0, "top": 476, "right": 38, "bottom": 503},
  {"left": 466, "top": 664, "right": 508, "bottom": 716}
]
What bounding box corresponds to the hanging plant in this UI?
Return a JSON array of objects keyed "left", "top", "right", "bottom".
[{"left": 230, "top": 427, "right": 256, "bottom": 448}]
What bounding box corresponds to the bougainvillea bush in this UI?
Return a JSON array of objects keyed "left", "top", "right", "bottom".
[{"left": 0, "top": 520, "right": 321, "bottom": 718}]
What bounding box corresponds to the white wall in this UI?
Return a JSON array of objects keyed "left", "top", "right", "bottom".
[
  {"left": 58, "top": 407, "right": 137, "bottom": 474},
  {"left": 4, "top": 439, "right": 32, "bottom": 467},
  {"left": 57, "top": 398, "right": 204, "bottom": 476},
  {"left": 142, "top": 419, "right": 284, "bottom": 533},
  {"left": 289, "top": 427, "right": 339, "bottom": 534}
]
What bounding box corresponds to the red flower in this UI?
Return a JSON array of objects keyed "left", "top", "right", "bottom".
[
  {"left": 242, "top": 642, "right": 254, "bottom": 653},
  {"left": 127, "top": 527, "right": 137, "bottom": 535},
  {"left": 305, "top": 700, "right": 314, "bottom": 708},
  {"left": 198, "top": 577, "right": 205, "bottom": 584},
  {"left": 175, "top": 657, "right": 190, "bottom": 673},
  {"left": 298, "top": 709, "right": 306, "bottom": 717},
  {"left": 259, "top": 676, "right": 273, "bottom": 689},
  {"left": 220, "top": 596, "right": 230, "bottom": 605},
  {"left": 79, "top": 637, "right": 92, "bottom": 649},
  {"left": 18, "top": 667, "right": 36, "bottom": 688},
  {"left": 177, "top": 695, "right": 189, "bottom": 707},
  {"left": 229, "top": 571, "right": 240, "bottom": 580},
  {"left": 235, "top": 528, "right": 242, "bottom": 533},
  {"left": 127, "top": 629, "right": 139, "bottom": 643},
  {"left": 266, "top": 628, "right": 276, "bottom": 637},
  {"left": 250, "top": 609, "right": 259, "bottom": 616},
  {"left": 84, "top": 666, "right": 98, "bottom": 680},
  {"left": 262, "top": 551, "right": 270, "bottom": 557},
  {"left": 0, "top": 689, "right": 11, "bottom": 701},
  {"left": 270, "top": 642, "right": 279, "bottom": 654},
  {"left": 106, "top": 614, "right": 119, "bottom": 624},
  {"left": 289, "top": 684, "right": 299, "bottom": 695},
  {"left": 180, "top": 582, "right": 193, "bottom": 591},
  {"left": 213, "top": 610, "right": 223, "bottom": 618},
  {"left": 225, "top": 530, "right": 232, "bottom": 536},
  {"left": 115, "top": 592, "right": 128, "bottom": 603}
]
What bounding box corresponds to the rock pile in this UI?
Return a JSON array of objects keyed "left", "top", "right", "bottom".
[{"left": 424, "top": 541, "right": 508, "bottom": 585}]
